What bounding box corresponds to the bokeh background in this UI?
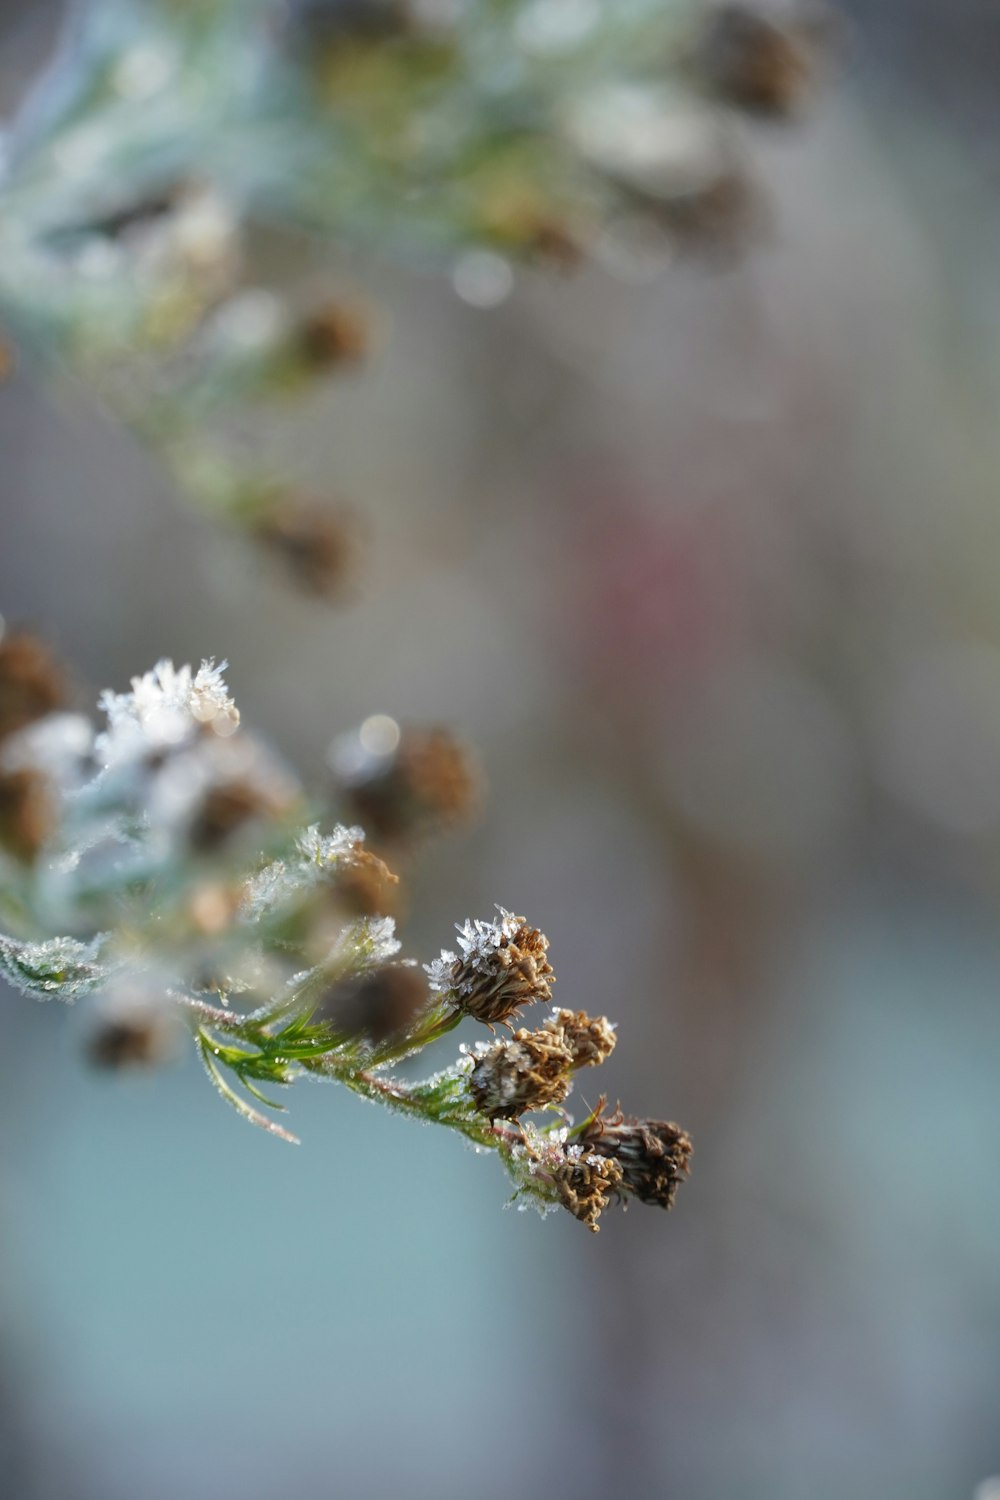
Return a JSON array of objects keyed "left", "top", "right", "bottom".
[{"left": 3, "top": 3, "right": 1000, "bottom": 1498}]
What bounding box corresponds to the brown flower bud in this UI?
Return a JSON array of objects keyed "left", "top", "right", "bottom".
[
  {"left": 578, "top": 1104, "right": 693, "bottom": 1210},
  {"left": 333, "top": 722, "right": 480, "bottom": 848},
  {"left": 327, "top": 842, "right": 399, "bottom": 918},
  {"left": 86, "top": 992, "right": 179, "bottom": 1070},
  {"left": 429, "top": 909, "right": 554, "bottom": 1028},
  {"left": 318, "top": 962, "right": 428, "bottom": 1045},
  {"left": 254, "top": 499, "right": 365, "bottom": 602},
  {"left": 469, "top": 1026, "right": 573, "bottom": 1121},
  {"left": 297, "top": 300, "right": 371, "bottom": 368},
  {"left": 0, "top": 767, "right": 55, "bottom": 862},
  {"left": 189, "top": 777, "right": 290, "bottom": 853},
  {"left": 694, "top": 3, "right": 830, "bottom": 118},
  {"left": 0, "top": 632, "right": 66, "bottom": 744},
  {"left": 552, "top": 1151, "right": 624, "bottom": 1234},
  {"left": 540, "top": 1008, "right": 616, "bottom": 1068}
]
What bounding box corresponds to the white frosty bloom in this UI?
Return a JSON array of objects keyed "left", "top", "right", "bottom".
[{"left": 96, "top": 658, "right": 239, "bottom": 766}]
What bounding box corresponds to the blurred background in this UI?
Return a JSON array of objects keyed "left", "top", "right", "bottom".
[{"left": 3, "top": 3, "right": 1000, "bottom": 1498}]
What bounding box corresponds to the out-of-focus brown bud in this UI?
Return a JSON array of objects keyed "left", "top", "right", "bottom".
[
  {"left": 318, "top": 962, "right": 428, "bottom": 1045},
  {"left": 86, "top": 992, "right": 180, "bottom": 1070},
  {"left": 552, "top": 1151, "right": 624, "bottom": 1233},
  {"left": 694, "top": 3, "right": 831, "bottom": 118},
  {"left": 254, "top": 499, "right": 365, "bottom": 602},
  {"left": 328, "top": 842, "right": 399, "bottom": 918},
  {"left": 189, "top": 777, "right": 292, "bottom": 853},
  {"left": 578, "top": 1103, "right": 693, "bottom": 1210},
  {"left": 297, "top": 299, "right": 371, "bottom": 368},
  {"left": 0, "top": 632, "right": 66, "bottom": 744},
  {"left": 333, "top": 722, "right": 481, "bottom": 849},
  {"left": 0, "top": 337, "right": 14, "bottom": 381},
  {"left": 286, "top": 0, "right": 415, "bottom": 46},
  {"left": 0, "top": 767, "right": 55, "bottom": 862}
]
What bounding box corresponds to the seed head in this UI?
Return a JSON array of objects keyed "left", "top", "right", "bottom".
[
  {"left": 578, "top": 1103, "right": 693, "bottom": 1210},
  {"left": 189, "top": 777, "right": 291, "bottom": 853},
  {"left": 469, "top": 1026, "right": 573, "bottom": 1120},
  {"left": 327, "top": 842, "right": 399, "bottom": 918},
  {"left": 427, "top": 907, "right": 554, "bottom": 1028},
  {"left": 551, "top": 1150, "right": 624, "bottom": 1233},
  {"left": 254, "top": 498, "right": 365, "bottom": 602},
  {"left": 0, "top": 632, "right": 66, "bottom": 745},
  {"left": 332, "top": 722, "right": 480, "bottom": 848},
  {"left": 318, "top": 962, "right": 428, "bottom": 1045},
  {"left": 694, "top": 3, "right": 831, "bottom": 118},
  {"left": 297, "top": 299, "right": 371, "bottom": 368},
  {"left": 539, "top": 1007, "right": 616, "bottom": 1068},
  {"left": 0, "top": 767, "right": 55, "bottom": 862},
  {"left": 86, "top": 989, "right": 180, "bottom": 1070}
]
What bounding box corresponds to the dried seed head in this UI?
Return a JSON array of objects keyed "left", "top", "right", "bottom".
[
  {"left": 578, "top": 1104, "right": 693, "bottom": 1210},
  {"left": 0, "top": 767, "right": 55, "bottom": 862},
  {"left": 469, "top": 1026, "right": 573, "bottom": 1120},
  {"left": 551, "top": 1151, "right": 624, "bottom": 1233},
  {"left": 540, "top": 1008, "right": 616, "bottom": 1068},
  {"left": 86, "top": 990, "right": 180, "bottom": 1070},
  {"left": 694, "top": 3, "right": 830, "bottom": 118},
  {"left": 255, "top": 499, "right": 365, "bottom": 602},
  {"left": 189, "top": 777, "right": 290, "bottom": 853},
  {"left": 327, "top": 842, "right": 400, "bottom": 918},
  {"left": 0, "top": 632, "right": 66, "bottom": 744},
  {"left": 297, "top": 299, "right": 371, "bottom": 368},
  {"left": 318, "top": 962, "right": 428, "bottom": 1045},
  {"left": 428, "top": 907, "right": 554, "bottom": 1028},
  {"left": 333, "top": 722, "right": 481, "bottom": 847}
]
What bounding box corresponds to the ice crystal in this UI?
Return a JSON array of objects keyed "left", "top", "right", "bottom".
[{"left": 96, "top": 658, "right": 239, "bottom": 765}]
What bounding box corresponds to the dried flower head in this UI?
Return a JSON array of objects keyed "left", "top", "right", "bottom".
[
  {"left": 693, "top": 3, "right": 831, "bottom": 118},
  {"left": 318, "top": 962, "right": 428, "bottom": 1045},
  {"left": 578, "top": 1104, "right": 693, "bottom": 1210},
  {"left": 540, "top": 1007, "right": 617, "bottom": 1068},
  {"left": 332, "top": 722, "right": 480, "bottom": 847},
  {"left": 297, "top": 299, "right": 371, "bottom": 368},
  {"left": 551, "top": 1150, "right": 624, "bottom": 1233},
  {"left": 0, "top": 766, "right": 55, "bottom": 862},
  {"left": 86, "top": 989, "right": 180, "bottom": 1070},
  {"left": 427, "top": 907, "right": 554, "bottom": 1028},
  {"left": 326, "top": 841, "right": 399, "bottom": 917},
  {"left": 0, "top": 632, "right": 66, "bottom": 744},
  {"left": 254, "top": 499, "right": 365, "bottom": 601},
  {"left": 469, "top": 1025, "right": 573, "bottom": 1120},
  {"left": 188, "top": 777, "right": 291, "bottom": 852}
]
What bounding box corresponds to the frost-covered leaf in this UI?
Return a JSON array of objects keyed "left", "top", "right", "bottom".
[{"left": 0, "top": 931, "right": 112, "bottom": 1001}]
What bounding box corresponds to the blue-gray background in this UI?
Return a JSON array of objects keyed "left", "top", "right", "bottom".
[{"left": 2, "top": 4, "right": 1000, "bottom": 1497}]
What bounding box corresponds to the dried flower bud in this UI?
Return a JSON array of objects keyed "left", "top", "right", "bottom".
[
  {"left": 254, "top": 499, "right": 365, "bottom": 601},
  {"left": 327, "top": 842, "right": 399, "bottom": 917},
  {"left": 0, "top": 632, "right": 66, "bottom": 744},
  {"left": 0, "top": 767, "right": 55, "bottom": 862},
  {"left": 189, "top": 777, "right": 290, "bottom": 853},
  {"left": 297, "top": 299, "right": 371, "bottom": 368},
  {"left": 551, "top": 1151, "right": 624, "bottom": 1233},
  {"left": 694, "top": 3, "right": 830, "bottom": 118},
  {"left": 540, "top": 1008, "right": 616, "bottom": 1068},
  {"left": 332, "top": 721, "right": 480, "bottom": 847},
  {"left": 578, "top": 1104, "right": 693, "bottom": 1210},
  {"left": 427, "top": 907, "right": 554, "bottom": 1028},
  {"left": 318, "top": 962, "right": 427, "bottom": 1044},
  {"left": 469, "top": 1026, "right": 573, "bottom": 1120},
  {"left": 86, "top": 990, "right": 179, "bottom": 1070}
]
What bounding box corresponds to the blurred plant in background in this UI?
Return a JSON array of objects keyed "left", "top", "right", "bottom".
[{"left": 0, "top": 0, "right": 831, "bottom": 1232}]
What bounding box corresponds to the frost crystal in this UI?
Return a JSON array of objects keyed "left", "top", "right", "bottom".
[
  {"left": 96, "top": 658, "right": 239, "bottom": 765},
  {"left": 0, "top": 931, "right": 111, "bottom": 1001},
  {"left": 425, "top": 906, "right": 554, "bottom": 1026}
]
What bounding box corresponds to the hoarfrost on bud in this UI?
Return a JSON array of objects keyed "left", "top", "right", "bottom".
[
  {"left": 425, "top": 905, "right": 554, "bottom": 1027},
  {"left": 96, "top": 658, "right": 239, "bottom": 766},
  {"left": 0, "top": 931, "right": 112, "bottom": 1001}
]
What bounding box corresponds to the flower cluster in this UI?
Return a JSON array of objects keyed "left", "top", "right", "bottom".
[{"left": 0, "top": 634, "right": 691, "bottom": 1231}]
